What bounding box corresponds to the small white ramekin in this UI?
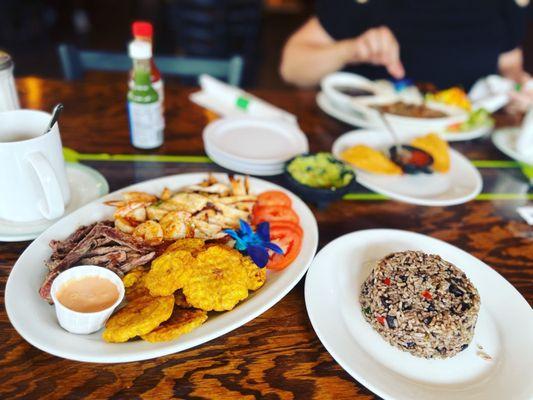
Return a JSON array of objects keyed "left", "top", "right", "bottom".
[{"left": 50, "top": 265, "right": 125, "bottom": 334}]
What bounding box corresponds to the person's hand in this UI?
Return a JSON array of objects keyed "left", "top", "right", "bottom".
[
  {"left": 343, "top": 26, "right": 405, "bottom": 79},
  {"left": 506, "top": 72, "right": 533, "bottom": 114}
]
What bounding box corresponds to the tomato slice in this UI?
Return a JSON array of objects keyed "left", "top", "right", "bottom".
[
  {"left": 252, "top": 205, "right": 299, "bottom": 225},
  {"left": 267, "top": 222, "right": 303, "bottom": 271},
  {"left": 266, "top": 220, "right": 303, "bottom": 236},
  {"left": 257, "top": 191, "right": 292, "bottom": 208}
]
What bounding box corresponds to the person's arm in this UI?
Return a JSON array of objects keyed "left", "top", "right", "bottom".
[{"left": 280, "top": 17, "right": 404, "bottom": 87}]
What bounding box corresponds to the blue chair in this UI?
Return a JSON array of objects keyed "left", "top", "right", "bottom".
[{"left": 58, "top": 44, "right": 244, "bottom": 86}]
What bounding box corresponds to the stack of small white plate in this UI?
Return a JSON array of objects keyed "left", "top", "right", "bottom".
[{"left": 203, "top": 116, "right": 309, "bottom": 176}]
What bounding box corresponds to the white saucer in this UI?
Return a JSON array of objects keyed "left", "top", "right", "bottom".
[
  {"left": 332, "top": 130, "right": 482, "bottom": 206},
  {"left": 203, "top": 116, "right": 308, "bottom": 165},
  {"left": 205, "top": 146, "right": 284, "bottom": 176},
  {"left": 317, "top": 92, "right": 493, "bottom": 142},
  {"left": 203, "top": 116, "right": 307, "bottom": 176},
  {"left": 492, "top": 127, "right": 533, "bottom": 165},
  {"left": 305, "top": 229, "right": 533, "bottom": 400},
  {"left": 0, "top": 163, "right": 109, "bottom": 242}
]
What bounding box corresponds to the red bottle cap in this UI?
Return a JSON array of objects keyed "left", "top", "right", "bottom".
[{"left": 132, "top": 21, "right": 153, "bottom": 40}]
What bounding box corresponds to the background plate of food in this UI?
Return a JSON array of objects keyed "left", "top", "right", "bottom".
[
  {"left": 332, "top": 130, "right": 482, "bottom": 206},
  {"left": 316, "top": 92, "right": 492, "bottom": 142},
  {"left": 349, "top": 97, "right": 468, "bottom": 135},
  {"left": 305, "top": 229, "right": 533, "bottom": 400},
  {"left": 5, "top": 173, "right": 318, "bottom": 363}
]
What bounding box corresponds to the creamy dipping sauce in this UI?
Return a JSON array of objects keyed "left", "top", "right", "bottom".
[{"left": 56, "top": 276, "right": 119, "bottom": 313}]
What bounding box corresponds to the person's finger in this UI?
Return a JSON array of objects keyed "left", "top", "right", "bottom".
[
  {"left": 387, "top": 60, "right": 405, "bottom": 79},
  {"left": 379, "top": 28, "right": 404, "bottom": 78},
  {"left": 377, "top": 27, "right": 392, "bottom": 64}
]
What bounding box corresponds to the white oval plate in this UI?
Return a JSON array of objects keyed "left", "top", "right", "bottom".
[
  {"left": 348, "top": 97, "right": 468, "bottom": 134},
  {"left": 492, "top": 127, "right": 533, "bottom": 165},
  {"left": 317, "top": 92, "right": 492, "bottom": 142},
  {"left": 5, "top": 173, "right": 318, "bottom": 363},
  {"left": 0, "top": 163, "right": 109, "bottom": 242},
  {"left": 305, "top": 229, "right": 533, "bottom": 400},
  {"left": 203, "top": 116, "right": 308, "bottom": 165},
  {"left": 332, "top": 130, "right": 482, "bottom": 206}
]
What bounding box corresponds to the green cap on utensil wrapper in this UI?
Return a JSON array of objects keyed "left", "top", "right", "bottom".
[{"left": 236, "top": 96, "right": 250, "bottom": 110}]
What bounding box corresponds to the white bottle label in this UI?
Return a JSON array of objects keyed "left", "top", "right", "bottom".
[{"left": 128, "top": 101, "right": 164, "bottom": 149}]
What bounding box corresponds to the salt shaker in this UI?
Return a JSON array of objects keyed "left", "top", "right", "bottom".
[{"left": 0, "top": 51, "right": 20, "bottom": 112}]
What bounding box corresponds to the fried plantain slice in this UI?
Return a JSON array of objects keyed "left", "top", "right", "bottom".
[
  {"left": 164, "top": 238, "right": 205, "bottom": 255},
  {"left": 141, "top": 307, "right": 208, "bottom": 343},
  {"left": 144, "top": 250, "right": 195, "bottom": 296},
  {"left": 341, "top": 145, "right": 402, "bottom": 175},
  {"left": 182, "top": 245, "right": 249, "bottom": 311},
  {"left": 174, "top": 289, "right": 193, "bottom": 308},
  {"left": 242, "top": 256, "right": 266, "bottom": 291},
  {"left": 122, "top": 267, "right": 146, "bottom": 288},
  {"left": 102, "top": 295, "right": 174, "bottom": 343},
  {"left": 411, "top": 133, "right": 450, "bottom": 173}
]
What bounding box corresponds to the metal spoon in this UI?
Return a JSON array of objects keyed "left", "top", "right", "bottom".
[
  {"left": 378, "top": 111, "right": 401, "bottom": 154},
  {"left": 43, "top": 103, "right": 64, "bottom": 135}
]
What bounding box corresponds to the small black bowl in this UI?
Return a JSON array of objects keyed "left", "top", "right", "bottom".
[{"left": 283, "top": 154, "right": 356, "bottom": 209}]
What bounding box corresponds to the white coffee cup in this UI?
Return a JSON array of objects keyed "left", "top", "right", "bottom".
[{"left": 0, "top": 109, "right": 71, "bottom": 222}]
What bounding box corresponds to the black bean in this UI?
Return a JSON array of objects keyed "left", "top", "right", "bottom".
[
  {"left": 405, "top": 342, "right": 416, "bottom": 348},
  {"left": 423, "top": 316, "right": 433, "bottom": 325},
  {"left": 461, "top": 302, "right": 471, "bottom": 311},
  {"left": 436, "top": 347, "right": 447, "bottom": 354},
  {"left": 380, "top": 296, "right": 390, "bottom": 308},
  {"left": 448, "top": 283, "right": 464, "bottom": 297},
  {"left": 399, "top": 275, "right": 408, "bottom": 282},
  {"left": 402, "top": 303, "right": 412, "bottom": 311},
  {"left": 460, "top": 344, "right": 469, "bottom": 351},
  {"left": 386, "top": 315, "right": 396, "bottom": 329},
  {"left": 427, "top": 302, "right": 436, "bottom": 312}
]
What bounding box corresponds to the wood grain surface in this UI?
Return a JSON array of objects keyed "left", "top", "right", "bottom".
[{"left": 0, "top": 77, "right": 531, "bottom": 400}]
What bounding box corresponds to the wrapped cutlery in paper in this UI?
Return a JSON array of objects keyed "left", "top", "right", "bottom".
[{"left": 190, "top": 75, "right": 297, "bottom": 124}]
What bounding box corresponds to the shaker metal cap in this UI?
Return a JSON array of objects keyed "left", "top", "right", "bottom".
[{"left": 0, "top": 50, "right": 13, "bottom": 71}]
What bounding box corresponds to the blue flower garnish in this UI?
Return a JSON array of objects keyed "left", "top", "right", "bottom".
[{"left": 224, "top": 220, "right": 283, "bottom": 268}]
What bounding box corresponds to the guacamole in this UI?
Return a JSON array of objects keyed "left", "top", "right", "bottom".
[{"left": 287, "top": 153, "right": 353, "bottom": 189}]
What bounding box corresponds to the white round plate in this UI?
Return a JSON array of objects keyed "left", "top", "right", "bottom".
[
  {"left": 205, "top": 143, "right": 284, "bottom": 176},
  {"left": 332, "top": 130, "right": 482, "bottom": 206},
  {"left": 318, "top": 92, "right": 492, "bottom": 142},
  {"left": 305, "top": 229, "right": 533, "bottom": 400},
  {"left": 0, "top": 163, "right": 109, "bottom": 242},
  {"left": 203, "top": 116, "right": 308, "bottom": 165},
  {"left": 5, "top": 173, "right": 318, "bottom": 363},
  {"left": 492, "top": 127, "right": 533, "bottom": 165}
]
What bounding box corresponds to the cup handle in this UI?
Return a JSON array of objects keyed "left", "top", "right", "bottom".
[{"left": 26, "top": 152, "right": 65, "bottom": 220}]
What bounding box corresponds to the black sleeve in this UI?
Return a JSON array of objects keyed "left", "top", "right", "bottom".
[
  {"left": 315, "top": 0, "right": 370, "bottom": 40},
  {"left": 500, "top": 0, "right": 528, "bottom": 52}
]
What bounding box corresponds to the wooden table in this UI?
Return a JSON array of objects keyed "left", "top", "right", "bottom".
[{"left": 1, "top": 77, "right": 531, "bottom": 399}]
